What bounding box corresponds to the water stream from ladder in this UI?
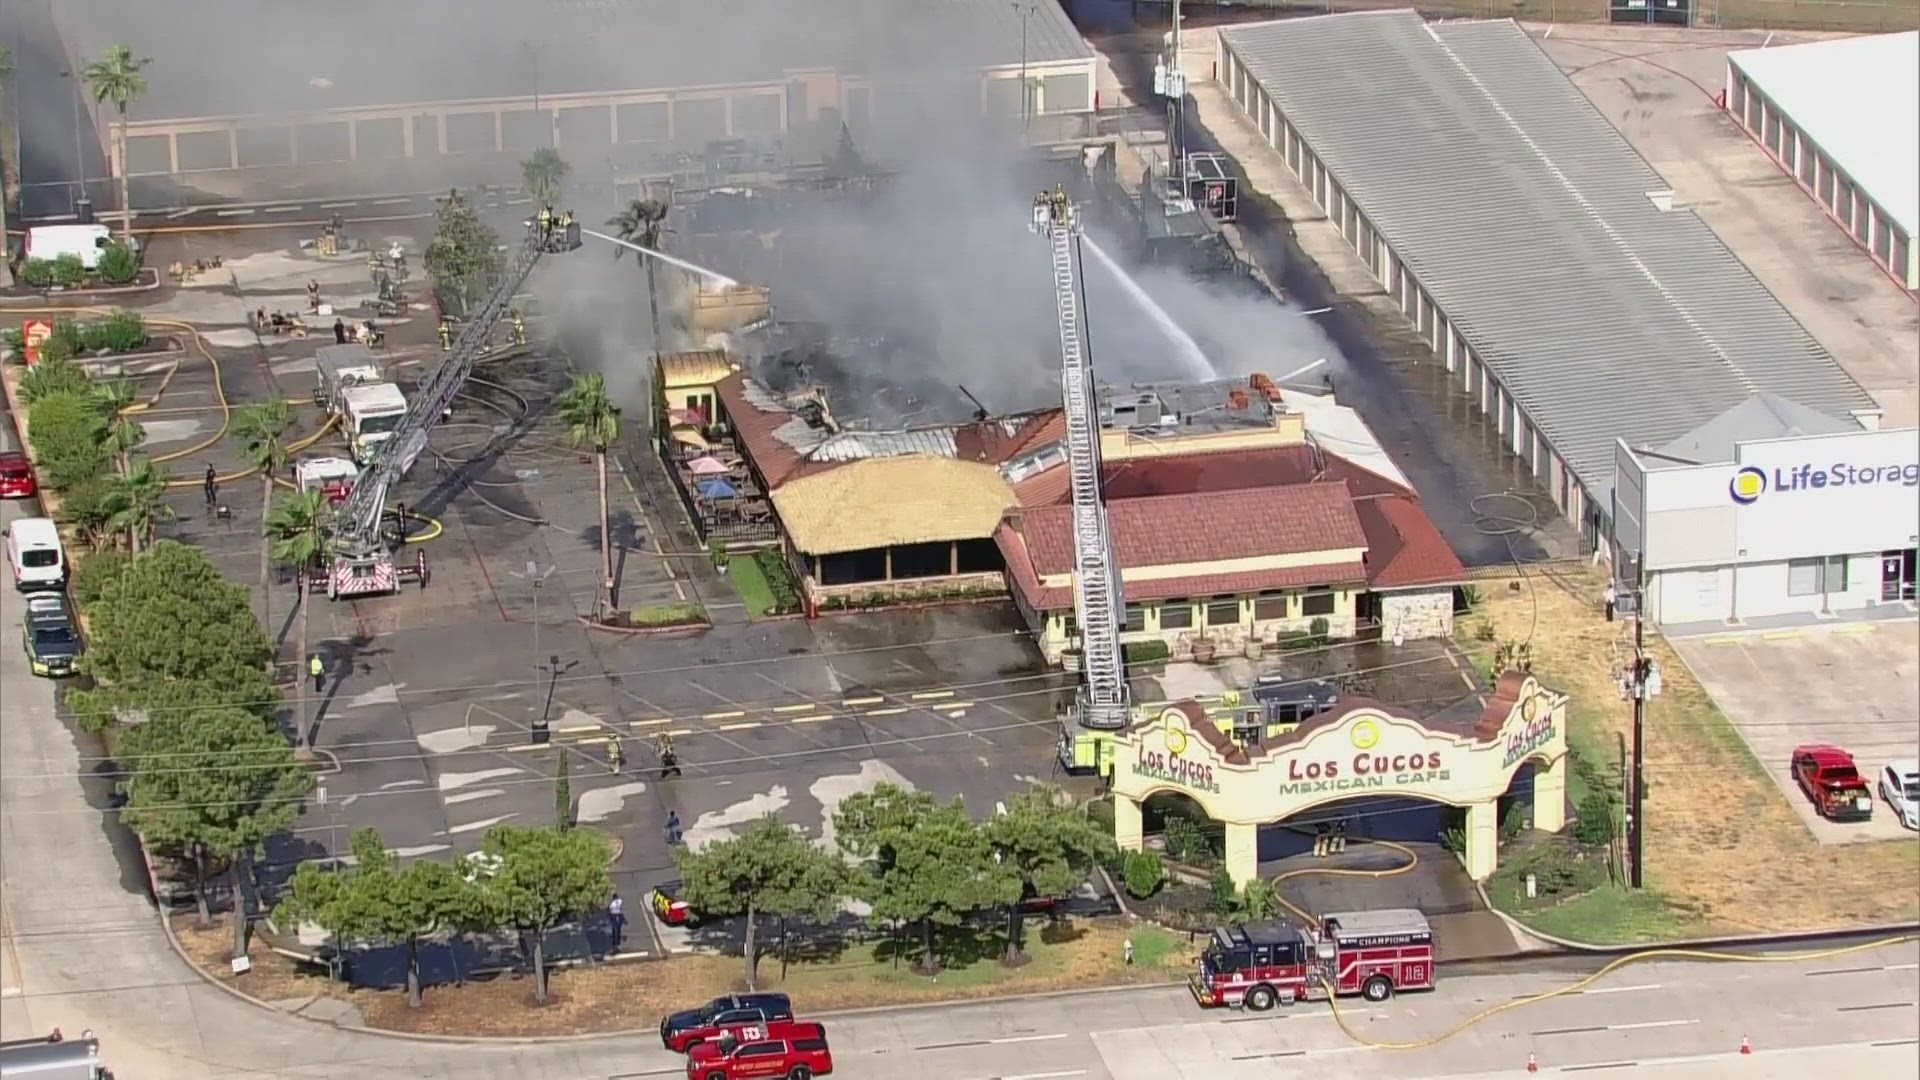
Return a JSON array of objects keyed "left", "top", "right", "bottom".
[
  {"left": 580, "top": 228, "right": 741, "bottom": 287},
  {"left": 1081, "top": 235, "right": 1213, "bottom": 380}
]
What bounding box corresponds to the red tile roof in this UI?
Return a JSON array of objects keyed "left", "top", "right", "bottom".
[
  {"left": 713, "top": 373, "right": 828, "bottom": 488},
  {"left": 996, "top": 521, "right": 1367, "bottom": 609},
  {"left": 1354, "top": 495, "right": 1471, "bottom": 589},
  {"left": 1012, "top": 443, "right": 1410, "bottom": 509},
  {"left": 1013, "top": 482, "right": 1367, "bottom": 576}
]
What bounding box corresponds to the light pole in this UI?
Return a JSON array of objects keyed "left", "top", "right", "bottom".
[
  {"left": 511, "top": 558, "right": 557, "bottom": 693},
  {"left": 525, "top": 43, "right": 555, "bottom": 149},
  {"left": 1013, "top": 1, "right": 1033, "bottom": 134},
  {"left": 59, "top": 70, "right": 87, "bottom": 216}
]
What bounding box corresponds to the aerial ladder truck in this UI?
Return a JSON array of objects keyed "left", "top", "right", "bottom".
[
  {"left": 319, "top": 218, "right": 579, "bottom": 600},
  {"left": 1031, "top": 186, "right": 1134, "bottom": 776}
]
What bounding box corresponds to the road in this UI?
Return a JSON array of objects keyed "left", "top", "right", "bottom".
[{"left": 4, "top": 480, "right": 1918, "bottom": 1080}]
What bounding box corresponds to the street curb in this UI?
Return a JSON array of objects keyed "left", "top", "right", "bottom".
[{"left": 578, "top": 613, "right": 712, "bottom": 636}]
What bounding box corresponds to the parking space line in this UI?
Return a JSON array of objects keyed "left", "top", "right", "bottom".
[
  {"left": 773, "top": 703, "right": 818, "bottom": 713},
  {"left": 554, "top": 724, "right": 600, "bottom": 736},
  {"left": 666, "top": 728, "right": 693, "bottom": 737},
  {"left": 791, "top": 715, "right": 832, "bottom": 724},
  {"left": 507, "top": 743, "right": 549, "bottom": 753},
  {"left": 318, "top": 201, "right": 359, "bottom": 209},
  {"left": 719, "top": 721, "right": 764, "bottom": 732},
  {"left": 631, "top": 718, "right": 670, "bottom": 728},
  {"left": 844, "top": 696, "right": 884, "bottom": 707},
  {"left": 911, "top": 690, "right": 955, "bottom": 701},
  {"left": 1761, "top": 630, "right": 1804, "bottom": 641},
  {"left": 701, "top": 710, "right": 746, "bottom": 721},
  {"left": 262, "top": 205, "right": 304, "bottom": 213},
  {"left": 865, "top": 706, "right": 910, "bottom": 717},
  {"left": 215, "top": 208, "right": 256, "bottom": 217}
]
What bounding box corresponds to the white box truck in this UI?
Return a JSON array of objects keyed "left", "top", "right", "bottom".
[{"left": 314, "top": 344, "right": 409, "bottom": 464}]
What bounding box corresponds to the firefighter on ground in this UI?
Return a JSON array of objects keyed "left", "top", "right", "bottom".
[
  {"left": 607, "top": 738, "right": 625, "bottom": 773},
  {"left": 438, "top": 319, "right": 453, "bottom": 351},
  {"left": 656, "top": 732, "right": 681, "bottom": 779},
  {"left": 510, "top": 308, "right": 527, "bottom": 346}
]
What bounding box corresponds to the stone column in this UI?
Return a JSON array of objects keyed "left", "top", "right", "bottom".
[
  {"left": 1464, "top": 799, "right": 1499, "bottom": 882},
  {"left": 1533, "top": 756, "right": 1567, "bottom": 833},
  {"left": 1114, "top": 797, "right": 1144, "bottom": 854},
  {"left": 1224, "top": 821, "right": 1259, "bottom": 887}
]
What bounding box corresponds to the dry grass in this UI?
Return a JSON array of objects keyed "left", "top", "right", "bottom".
[
  {"left": 170, "top": 917, "right": 1192, "bottom": 1038},
  {"left": 1461, "top": 565, "right": 1918, "bottom": 935}
]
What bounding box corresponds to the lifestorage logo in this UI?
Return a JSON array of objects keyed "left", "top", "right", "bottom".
[
  {"left": 1731, "top": 461, "right": 1920, "bottom": 505},
  {"left": 1729, "top": 466, "right": 1767, "bottom": 505}
]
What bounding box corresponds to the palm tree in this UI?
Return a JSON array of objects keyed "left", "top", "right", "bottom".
[
  {"left": 95, "top": 378, "right": 144, "bottom": 476},
  {"left": 265, "top": 490, "right": 331, "bottom": 755},
  {"left": 81, "top": 45, "right": 150, "bottom": 243},
  {"left": 520, "top": 147, "right": 570, "bottom": 206},
  {"left": 104, "top": 456, "right": 172, "bottom": 553},
  {"left": 554, "top": 373, "right": 621, "bottom": 618},
  {"left": 0, "top": 46, "right": 14, "bottom": 290},
  {"left": 607, "top": 198, "right": 670, "bottom": 353},
  {"left": 231, "top": 400, "right": 295, "bottom": 599}
]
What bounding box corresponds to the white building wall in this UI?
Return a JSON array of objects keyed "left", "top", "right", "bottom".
[{"left": 1650, "top": 553, "right": 1888, "bottom": 624}]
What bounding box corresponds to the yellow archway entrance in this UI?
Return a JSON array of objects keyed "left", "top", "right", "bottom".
[{"left": 1109, "top": 673, "right": 1570, "bottom": 886}]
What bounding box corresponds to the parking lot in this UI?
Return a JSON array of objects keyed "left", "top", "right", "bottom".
[{"left": 1670, "top": 619, "right": 1920, "bottom": 844}]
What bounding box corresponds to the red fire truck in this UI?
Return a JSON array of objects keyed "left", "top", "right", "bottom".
[{"left": 1189, "top": 909, "right": 1435, "bottom": 1010}]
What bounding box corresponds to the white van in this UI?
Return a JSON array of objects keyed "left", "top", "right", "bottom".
[
  {"left": 5, "top": 517, "right": 67, "bottom": 592},
  {"left": 24, "top": 224, "right": 137, "bottom": 272}
]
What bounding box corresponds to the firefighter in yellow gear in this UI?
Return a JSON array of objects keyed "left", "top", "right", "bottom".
[
  {"left": 438, "top": 320, "right": 453, "bottom": 351},
  {"left": 607, "top": 738, "right": 626, "bottom": 773},
  {"left": 510, "top": 309, "right": 527, "bottom": 346},
  {"left": 537, "top": 204, "right": 553, "bottom": 244}
]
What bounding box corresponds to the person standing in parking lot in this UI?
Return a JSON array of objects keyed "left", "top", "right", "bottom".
[{"left": 607, "top": 893, "right": 626, "bottom": 954}]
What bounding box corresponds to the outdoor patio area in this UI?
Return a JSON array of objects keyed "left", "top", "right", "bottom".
[{"left": 660, "top": 410, "right": 779, "bottom": 544}]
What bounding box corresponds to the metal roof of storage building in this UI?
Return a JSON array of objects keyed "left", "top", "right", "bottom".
[
  {"left": 1729, "top": 32, "right": 1919, "bottom": 239},
  {"left": 1219, "top": 11, "right": 1877, "bottom": 502}
]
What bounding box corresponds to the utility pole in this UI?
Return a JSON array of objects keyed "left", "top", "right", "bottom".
[
  {"left": 1622, "top": 551, "right": 1659, "bottom": 889},
  {"left": 1013, "top": 1, "right": 1033, "bottom": 135},
  {"left": 1154, "top": 0, "right": 1189, "bottom": 196}
]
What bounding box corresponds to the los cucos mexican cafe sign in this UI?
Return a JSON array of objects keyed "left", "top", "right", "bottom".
[{"left": 1120, "top": 682, "right": 1565, "bottom": 810}]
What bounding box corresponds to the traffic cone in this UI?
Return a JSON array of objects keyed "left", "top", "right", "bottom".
[
  {"left": 1739, "top": 1035, "right": 1751, "bottom": 1055},
  {"left": 1527, "top": 1052, "right": 1538, "bottom": 1073}
]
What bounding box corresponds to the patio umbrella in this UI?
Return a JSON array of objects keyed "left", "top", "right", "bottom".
[
  {"left": 670, "top": 426, "right": 709, "bottom": 451},
  {"left": 667, "top": 407, "right": 706, "bottom": 426},
  {"left": 686, "top": 455, "right": 729, "bottom": 476},
  {"left": 696, "top": 477, "right": 739, "bottom": 500}
]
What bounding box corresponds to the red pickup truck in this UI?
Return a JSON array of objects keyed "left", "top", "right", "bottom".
[
  {"left": 1792, "top": 744, "right": 1874, "bottom": 822},
  {"left": 684, "top": 1020, "right": 832, "bottom": 1080}
]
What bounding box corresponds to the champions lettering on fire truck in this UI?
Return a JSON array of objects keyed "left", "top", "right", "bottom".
[{"left": 1189, "top": 909, "right": 1435, "bottom": 1010}]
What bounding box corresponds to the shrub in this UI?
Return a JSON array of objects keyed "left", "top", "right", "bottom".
[
  {"left": 1162, "top": 811, "right": 1214, "bottom": 866},
  {"left": 1308, "top": 616, "right": 1330, "bottom": 637},
  {"left": 96, "top": 242, "right": 139, "bottom": 285},
  {"left": 18, "top": 357, "right": 93, "bottom": 405},
  {"left": 1517, "top": 841, "right": 1603, "bottom": 898},
  {"left": 82, "top": 312, "right": 147, "bottom": 353},
  {"left": 47, "top": 318, "right": 86, "bottom": 357},
  {"left": 1123, "top": 638, "right": 1171, "bottom": 665},
  {"left": 1120, "top": 850, "right": 1166, "bottom": 900},
  {"left": 752, "top": 549, "right": 801, "bottom": 614},
  {"left": 1573, "top": 792, "right": 1616, "bottom": 846},
  {"left": 1501, "top": 800, "right": 1528, "bottom": 841},
  {"left": 1206, "top": 863, "right": 1237, "bottom": 913},
  {"left": 20, "top": 258, "right": 56, "bottom": 288},
  {"left": 51, "top": 253, "right": 86, "bottom": 288},
  {"left": 58, "top": 475, "right": 117, "bottom": 550},
  {"left": 27, "top": 390, "right": 109, "bottom": 491},
  {"left": 70, "top": 545, "right": 132, "bottom": 607},
  {"left": 708, "top": 538, "right": 729, "bottom": 569}
]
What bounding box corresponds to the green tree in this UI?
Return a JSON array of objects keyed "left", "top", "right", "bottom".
[
  {"left": 424, "top": 188, "right": 503, "bottom": 316},
  {"left": 26, "top": 390, "right": 109, "bottom": 491},
  {"left": 264, "top": 489, "right": 331, "bottom": 755},
  {"left": 834, "top": 784, "right": 1020, "bottom": 975},
  {"left": 674, "top": 815, "right": 852, "bottom": 989},
  {"left": 103, "top": 455, "right": 173, "bottom": 553},
  {"left": 81, "top": 44, "right": 151, "bottom": 242},
  {"left": 553, "top": 373, "right": 620, "bottom": 618},
  {"left": 18, "top": 356, "right": 92, "bottom": 405},
  {"left": 69, "top": 671, "right": 279, "bottom": 738},
  {"left": 985, "top": 789, "right": 1113, "bottom": 960},
  {"left": 276, "top": 828, "right": 475, "bottom": 1008},
  {"left": 81, "top": 539, "right": 271, "bottom": 690},
  {"left": 520, "top": 147, "right": 570, "bottom": 205},
  {"left": 825, "top": 122, "right": 864, "bottom": 180},
  {"left": 93, "top": 378, "right": 144, "bottom": 476},
  {"left": 232, "top": 398, "right": 296, "bottom": 610},
  {"left": 118, "top": 707, "right": 313, "bottom": 957},
  {"left": 607, "top": 197, "right": 670, "bottom": 351},
  {"left": 474, "top": 824, "right": 612, "bottom": 1004}
]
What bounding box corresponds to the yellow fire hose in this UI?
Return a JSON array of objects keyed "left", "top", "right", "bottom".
[
  {"left": 3, "top": 305, "right": 443, "bottom": 543},
  {"left": 1262, "top": 836, "right": 1918, "bottom": 1049}
]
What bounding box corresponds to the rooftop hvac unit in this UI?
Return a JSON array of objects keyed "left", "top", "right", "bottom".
[{"left": 1132, "top": 395, "right": 1163, "bottom": 429}]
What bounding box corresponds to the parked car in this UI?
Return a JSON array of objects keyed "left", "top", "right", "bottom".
[
  {"left": 1791, "top": 745, "right": 1874, "bottom": 822},
  {"left": 21, "top": 594, "right": 81, "bottom": 677},
  {"left": 0, "top": 452, "right": 37, "bottom": 499},
  {"left": 650, "top": 880, "right": 700, "bottom": 927},
  {"left": 1879, "top": 761, "right": 1920, "bottom": 831},
  {"left": 660, "top": 992, "right": 794, "bottom": 1053},
  {"left": 684, "top": 1020, "right": 832, "bottom": 1080}
]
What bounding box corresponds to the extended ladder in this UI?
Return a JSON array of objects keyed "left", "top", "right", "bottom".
[{"left": 1032, "top": 187, "right": 1130, "bottom": 730}]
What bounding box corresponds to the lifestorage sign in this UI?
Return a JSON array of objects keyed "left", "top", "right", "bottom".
[{"left": 1728, "top": 429, "right": 1920, "bottom": 563}]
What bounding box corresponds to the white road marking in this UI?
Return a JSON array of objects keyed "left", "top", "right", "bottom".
[
  {"left": 773, "top": 703, "right": 818, "bottom": 713},
  {"left": 447, "top": 813, "right": 516, "bottom": 834},
  {"left": 166, "top": 208, "right": 196, "bottom": 220},
  {"left": 702, "top": 710, "right": 746, "bottom": 721},
  {"left": 911, "top": 689, "right": 955, "bottom": 700},
  {"left": 371, "top": 197, "right": 413, "bottom": 206},
  {"left": 443, "top": 789, "right": 504, "bottom": 805},
  {"left": 865, "top": 706, "right": 909, "bottom": 717},
  {"left": 1886, "top": 963, "right": 1919, "bottom": 971},
  {"left": 719, "top": 721, "right": 763, "bottom": 732},
  {"left": 262, "top": 205, "right": 303, "bottom": 213},
  {"left": 992, "top": 1034, "right": 1069, "bottom": 1045},
  {"left": 1581, "top": 983, "right": 1660, "bottom": 995},
  {"left": 1611, "top": 1019, "right": 1696, "bottom": 1030},
  {"left": 215, "top": 208, "right": 256, "bottom": 216},
  {"left": 999, "top": 1071, "right": 1084, "bottom": 1080},
  {"left": 844, "top": 696, "right": 884, "bottom": 706},
  {"left": 318, "top": 201, "right": 358, "bottom": 209}
]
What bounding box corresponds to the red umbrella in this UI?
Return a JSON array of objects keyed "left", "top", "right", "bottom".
[{"left": 687, "top": 455, "right": 729, "bottom": 476}]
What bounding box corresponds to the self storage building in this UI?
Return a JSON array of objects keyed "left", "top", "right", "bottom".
[
  {"left": 1611, "top": 393, "right": 1920, "bottom": 626},
  {"left": 1215, "top": 11, "right": 1881, "bottom": 550}
]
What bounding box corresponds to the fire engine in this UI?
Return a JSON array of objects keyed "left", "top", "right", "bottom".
[{"left": 1189, "top": 909, "right": 1435, "bottom": 1010}]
